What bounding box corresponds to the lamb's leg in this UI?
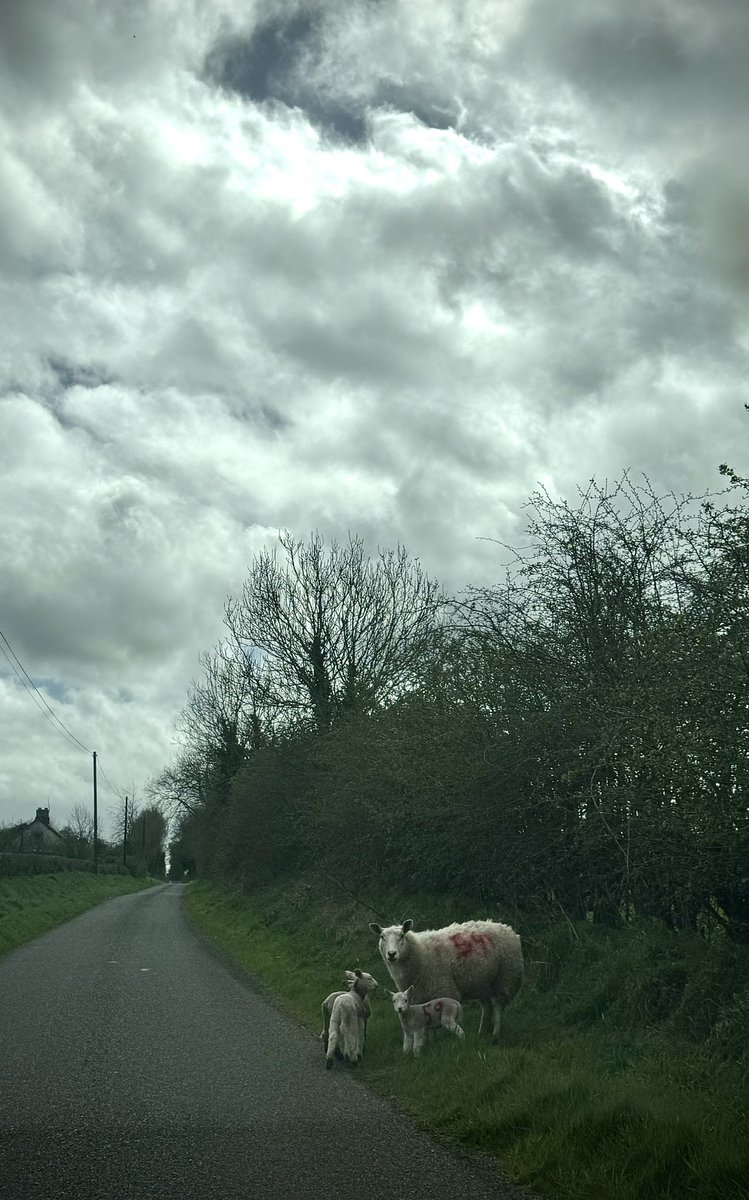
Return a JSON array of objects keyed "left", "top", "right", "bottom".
[
  {"left": 403, "top": 1031, "right": 413, "bottom": 1055},
  {"left": 320, "top": 1004, "right": 329, "bottom": 1050},
  {"left": 446, "top": 1018, "right": 465, "bottom": 1039},
  {"left": 326, "top": 1022, "right": 339, "bottom": 1069},
  {"left": 356, "top": 1015, "right": 366, "bottom": 1062},
  {"left": 413, "top": 1029, "right": 426, "bottom": 1056},
  {"left": 343, "top": 1016, "right": 359, "bottom": 1065}
]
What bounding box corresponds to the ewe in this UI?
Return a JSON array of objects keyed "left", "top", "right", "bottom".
[
  {"left": 370, "top": 918, "right": 522, "bottom": 1041},
  {"left": 325, "top": 969, "right": 379, "bottom": 1069},
  {"left": 387, "top": 986, "right": 464, "bottom": 1056}
]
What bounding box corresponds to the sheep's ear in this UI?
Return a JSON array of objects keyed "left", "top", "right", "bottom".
[
  {"left": 344, "top": 971, "right": 355, "bottom": 981},
  {"left": 385, "top": 989, "right": 394, "bottom": 999},
  {"left": 354, "top": 969, "right": 363, "bottom": 978},
  {"left": 402, "top": 919, "right": 414, "bottom": 934},
  {"left": 369, "top": 923, "right": 382, "bottom": 935},
  {"left": 406, "top": 985, "right": 414, "bottom": 998}
]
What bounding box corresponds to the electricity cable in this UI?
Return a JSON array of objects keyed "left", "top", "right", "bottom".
[{"left": 0, "top": 630, "right": 92, "bottom": 755}]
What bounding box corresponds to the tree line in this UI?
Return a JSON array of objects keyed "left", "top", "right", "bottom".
[{"left": 155, "top": 470, "right": 749, "bottom": 940}]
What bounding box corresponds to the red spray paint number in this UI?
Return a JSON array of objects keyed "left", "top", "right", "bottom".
[{"left": 449, "top": 931, "right": 494, "bottom": 958}]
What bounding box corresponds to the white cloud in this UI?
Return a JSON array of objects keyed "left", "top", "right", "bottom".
[{"left": 1, "top": 0, "right": 748, "bottom": 828}]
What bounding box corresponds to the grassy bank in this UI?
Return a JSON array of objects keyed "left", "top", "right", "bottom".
[
  {"left": 188, "top": 876, "right": 749, "bottom": 1200},
  {"left": 0, "top": 871, "right": 158, "bottom": 956}
]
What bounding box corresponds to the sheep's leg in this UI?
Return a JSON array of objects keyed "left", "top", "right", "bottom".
[
  {"left": 403, "top": 1031, "right": 414, "bottom": 1055},
  {"left": 413, "top": 1029, "right": 426, "bottom": 1057},
  {"left": 490, "top": 997, "right": 503, "bottom": 1043},
  {"left": 477, "top": 1000, "right": 486, "bottom": 1036},
  {"left": 447, "top": 1018, "right": 465, "bottom": 1039}
]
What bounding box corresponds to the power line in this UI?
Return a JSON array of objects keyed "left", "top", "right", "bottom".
[
  {"left": 0, "top": 626, "right": 130, "bottom": 811},
  {"left": 0, "top": 631, "right": 91, "bottom": 755},
  {"left": 97, "top": 759, "right": 126, "bottom": 801}
]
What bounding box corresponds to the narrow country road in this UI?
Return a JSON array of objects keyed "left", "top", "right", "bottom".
[{"left": 0, "top": 883, "right": 525, "bottom": 1200}]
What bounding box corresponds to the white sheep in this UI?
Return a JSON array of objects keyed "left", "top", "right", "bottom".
[
  {"left": 325, "top": 968, "right": 379, "bottom": 1069},
  {"left": 370, "top": 918, "right": 523, "bottom": 1042},
  {"left": 319, "top": 969, "right": 377, "bottom": 1054},
  {"left": 386, "top": 986, "right": 465, "bottom": 1056}
]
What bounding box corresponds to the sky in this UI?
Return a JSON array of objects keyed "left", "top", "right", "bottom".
[{"left": 2, "top": 0, "right": 748, "bottom": 835}]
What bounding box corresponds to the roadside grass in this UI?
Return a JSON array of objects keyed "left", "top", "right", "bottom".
[
  {"left": 0, "top": 871, "right": 158, "bottom": 956},
  {"left": 188, "top": 876, "right": 749, "bottom": 1200}
]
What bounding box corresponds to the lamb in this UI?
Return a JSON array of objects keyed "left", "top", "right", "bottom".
[
  {"left": 370, "top": 918, "right": 523, "bottom": 1042},
  {"left": 386, "top": 986, "right": 464, "bottom": 1056},
  {"left": 325, "top": 968, "right": 379, "bottom": 1069},
  {"left": 319, "top": 969, "right": 377, "bottom": 1054}
]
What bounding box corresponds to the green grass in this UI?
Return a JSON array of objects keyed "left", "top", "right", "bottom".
[
  {"left": 188, "top": 876, "right": 749, "bottom": 1200},
  {"left": 0, "top": 871, "right": 158, "bottom": 956}
]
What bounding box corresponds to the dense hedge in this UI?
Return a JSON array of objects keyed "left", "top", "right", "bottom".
[
  {"left": 0, "top": 853, "right": 132, "bottom": 878},
  {"left": 162, "top": 473, "right": 749, "bottom": 940}
]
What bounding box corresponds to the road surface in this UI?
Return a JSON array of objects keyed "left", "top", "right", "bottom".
[{"left": 0, "top": 882, "right": 526, "bottom": 1199}]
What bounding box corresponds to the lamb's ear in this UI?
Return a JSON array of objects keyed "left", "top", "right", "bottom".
[
  {"left": 406, "top": 984, "right": 414, "bottom": 998},
  {"left": 354, "top": 969, "right": 363, "bottom": 978},
  {"left": 369, "top": 923, "right": 382, "bottom": 935},
  {"left": 402, "top": 919, "right": 414, "bottom": 934},
  {"left": 344, "top": 970, "right": 356, "bottom": 981},
  {"left": 385, "top": 989, "right": 395, "bottom": 999}
]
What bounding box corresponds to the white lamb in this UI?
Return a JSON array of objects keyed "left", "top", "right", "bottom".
[
  {"left": 319, "top": 969, "right": 377, "bottom": 1054},
  {"left": 386, "top": 986, "right": 464, "bottom": 1056},
  {"left": 325, "top": 968, "right": 379, "bottom": 1069},
  {"left": 370, "top": 917, "right": 523, "bottom": 1042}
]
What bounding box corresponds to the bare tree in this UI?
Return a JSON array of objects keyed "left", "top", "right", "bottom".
[
  {"left": 145, "top": 750, "right": 207, "bottom": 820},
  {"left": 67, "top": 802, "right": 94, "bottom": 843},
  {"left": 225, "top": 532, "right": 443, "bottom": 730},
  {"left": 179, "top": 637, "right": 278, "bottom": 763},
  {"left": 110, "top": 791, "right": 139, "bottom": 853},
  {"left": 164, "top": 635, "right": 282, "bottom": 810}
]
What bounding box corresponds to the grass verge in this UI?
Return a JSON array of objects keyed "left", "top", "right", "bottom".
[
  {"left": 0, "top": 871, "right": 158, "bottom": 956},
  {"left": 188, "top": 876, "right": 749, "bottom": 1200}
]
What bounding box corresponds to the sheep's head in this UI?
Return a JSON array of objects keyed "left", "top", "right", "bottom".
[
  {"left": 370, "top": 920, "right": 413, "bottom": 963},
  {"left": 385, "top": 986, "right": 413, "bottom": 1015},
  {"left": 346, "top": 968, "right": 379, "bottom": 995}
]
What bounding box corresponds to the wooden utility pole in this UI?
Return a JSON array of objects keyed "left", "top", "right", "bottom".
[
  {"left": 123, "top": 795, "right": 128, "bottom": 865},
  {"left": 92, "top": 751, "right": 98, "bottom": 874}
]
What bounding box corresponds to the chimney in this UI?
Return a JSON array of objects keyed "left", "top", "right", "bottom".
[{"left": 36, "top": 807, "right": 50, "bottom": 826}]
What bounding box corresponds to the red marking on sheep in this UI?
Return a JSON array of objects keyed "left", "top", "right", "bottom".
[
  {"left": 425, "top": 1000, "right": 444, "bottom": 1025},
  {"left": 449, "top": 931, "right": 494, "bottom": 957}
]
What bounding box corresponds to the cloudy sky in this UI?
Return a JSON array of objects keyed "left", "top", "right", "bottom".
[{"left": 1, "top": 0, "right": 748, "bottom": 834}]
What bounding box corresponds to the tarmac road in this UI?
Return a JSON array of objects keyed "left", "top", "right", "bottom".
[{"left": 0, "top": 882, "right": 525, "bottom": 1199}]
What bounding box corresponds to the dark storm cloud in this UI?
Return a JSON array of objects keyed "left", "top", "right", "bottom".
[
  {"left": 49, "top": 360, "right": 114, "bottom": 392},
  {"left": 203, "top": 5, "right": 475, "bottom": 144},
  {"left": 204, "top": 12, "right": 318, "bottom": 104},
  {"left": 204, "top": 13, "right": 368, "bottom": 144},
  {"left": 373, "top": 81, "right": 461, "bottom": 132}
]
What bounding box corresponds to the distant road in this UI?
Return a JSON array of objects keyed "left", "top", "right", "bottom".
[{"left": 0, "top": 883, "right": 524, "bottom": 1200}]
